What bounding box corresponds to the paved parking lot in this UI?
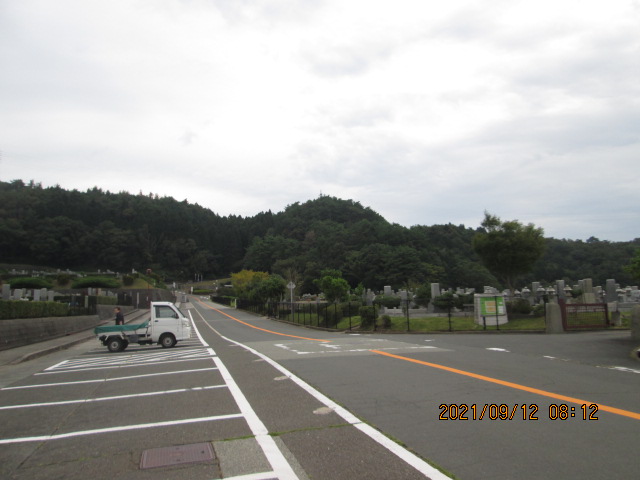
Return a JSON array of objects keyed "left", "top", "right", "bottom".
[{"left": 0, "top": 305, "right": 445, "bottom": 480}]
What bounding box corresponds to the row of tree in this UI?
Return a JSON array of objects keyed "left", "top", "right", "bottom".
[{"left": 1, "top": 179, "right": 638, "bottom": 294}]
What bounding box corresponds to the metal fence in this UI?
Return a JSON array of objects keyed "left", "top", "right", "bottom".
[
  {"left": 211, "top": 297, "right": 364, "bottom": 330},
  {"left": 209, "top": 296, "right": 549, "bottom": 332}
]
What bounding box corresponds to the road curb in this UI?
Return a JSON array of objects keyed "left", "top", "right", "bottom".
[{"left": 9, "top": 335, "right": 95, "bottom": 365}]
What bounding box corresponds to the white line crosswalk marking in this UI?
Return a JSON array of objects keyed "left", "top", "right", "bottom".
[{"left": 43, "top": 347, "right": 215, "bottom": 372}]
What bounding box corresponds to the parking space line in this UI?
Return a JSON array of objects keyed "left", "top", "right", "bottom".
[
  {"left": 211, "top": 351, "right": 299, "bottom": 480},
  {"left": 0, "top": 385, "right": 227, "bottom": 410},
  {"left": 225, "top": 472, "right": 278, "bottom": 480},
  {"left": 44, "top": 348, "right": 213, "bottom": 370},
  {"left": 35, "top": 356, "right": 214, "bottom": 375},
  {"left": 0, "top": 414, "right": 243, "bottom": 445},
  {"left": 1, "top": 367, "right": 219, "bottom": 390},
  {"left": 188, "top": 310, "right": 299, "bottom": 479}
]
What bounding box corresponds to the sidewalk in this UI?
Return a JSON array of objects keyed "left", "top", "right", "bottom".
[{"left": 0, "top": 309, "right": 148, "bottom": 366}]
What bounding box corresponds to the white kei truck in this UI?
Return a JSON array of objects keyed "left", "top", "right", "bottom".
[{"left": 95, "top": 301, "right": 192, "bottom": 352}]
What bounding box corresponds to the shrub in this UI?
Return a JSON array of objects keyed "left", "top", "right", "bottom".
[
  {"left": 122, "top": 274, "right": 135, "bottom": 286},
  {"left": 507, "top": 298, "right": 532, "bottom": 315},
  {"left": 7, "top": 277, "right": 53, "bottom": 289},
  {"left": 359, "top": 306, "right": 377, "bottom": 329},
  {"left": 72, "top": 276, "right": 121, "bottom": 289},
  {"left": 193, "top": 289, "right": 213, "bottom": 295},
  {"left": 321, "top": 304, "right": 343, "bottom": 328},
  {"left": 0, "top": 300, "right": 70, "bottom": 319},
  {"left": 381, "top": 314, "right": 392, "bottom": 329},
  {"left": 374, "top": 295, "right": 401, "bottom": 308}
]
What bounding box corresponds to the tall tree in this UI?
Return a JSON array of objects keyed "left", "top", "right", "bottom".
[
  {"left": 472, "top": 212, "right": 545, "bottom": 295},
  {"left": 315, "top": 269, "right": 350, "bottom": 303},
  {"left": 625, "top": 248, "right": 640, "bottom": 281}
]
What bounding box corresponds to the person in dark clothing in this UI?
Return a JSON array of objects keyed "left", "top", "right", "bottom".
[{"left": 114, "top": 307, "right": 124, "bottom": 325}]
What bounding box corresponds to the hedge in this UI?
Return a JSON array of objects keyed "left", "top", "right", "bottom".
[{"left": 0, "top": 300, "right": 70, "bottom": 320}]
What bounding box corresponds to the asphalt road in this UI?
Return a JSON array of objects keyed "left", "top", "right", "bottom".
[
  {"left": 1, "top": 297, "right": 639, "bottom": 479},
  {"left": 187, "top": 298, "right": 640, "bottom": 480}
]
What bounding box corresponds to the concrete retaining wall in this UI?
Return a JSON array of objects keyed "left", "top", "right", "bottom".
[{"left": 0, "top": 305, "right": 133, "bottom": 351}]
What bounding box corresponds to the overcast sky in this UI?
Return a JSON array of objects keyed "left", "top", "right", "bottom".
[{"left": 1, "top": 0, "right": 639, "bottom": 242}]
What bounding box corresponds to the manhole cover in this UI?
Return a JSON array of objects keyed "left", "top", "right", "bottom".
[{"left": 140, "top": 443, "right": 215, "bottom": 469}]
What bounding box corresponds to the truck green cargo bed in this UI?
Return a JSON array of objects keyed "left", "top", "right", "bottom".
[{"left": 94, "top": 321, "right": 150, "bottom": 335}]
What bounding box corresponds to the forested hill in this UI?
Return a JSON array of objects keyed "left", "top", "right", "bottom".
[{"left": 1, "top": 180, "right": 637, "bottom": 292}]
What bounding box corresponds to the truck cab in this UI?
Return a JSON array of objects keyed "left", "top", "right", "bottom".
[{"left": 95, "top": 301, "right": 192, "bottom": 352}]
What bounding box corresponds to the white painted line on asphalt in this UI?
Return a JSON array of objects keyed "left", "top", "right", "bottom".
[
  {"left": 608, "top": 366, "right": 640, "bottom": 374},
  {"left": 274, "top": 344, "right": 438, "bottom": 355},
  {"left": 189, "top": 314, "right": 299, "bottom": 478},
  {"left": 189, "top": 309, "right": 210, "bottom": 347},
  {"left": 35, "top": 356, "right": 214, "bottom": 375},
  {"left": 210, "top": 350, "right": 299, "bottom": 480},
  {"left": 224, "top": 472, "right": 278, "bottom": 480},
  {"left": 47, "top": 359, "right": 69, "bottom": 370},
  {"left": 1, "top": 367, "right": 218, "bottom": 390},
  {"left": 210, "top": 329, "right": 452, "bottom": 480},
  {"left": 0, "top": 385, "right": 227, "bottom": 410},
  {"left": 45, "top": 348, "right": 213, "bottom": 370},
  {"left": 486, "top": 348, "right": 510, "bottom": 352},
  {"left": 0, "top": 414, "right": 243, "bottom": 445}
]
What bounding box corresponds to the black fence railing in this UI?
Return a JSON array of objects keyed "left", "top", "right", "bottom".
[
  {"left": 211, "top": 297, "right": 364, "bottom": 330},
  {"left": 209, "top": 297, "right": 548, "bottom": 332}
]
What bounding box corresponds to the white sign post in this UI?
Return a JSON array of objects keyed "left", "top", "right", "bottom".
[{"left": 287, "top": 282, "right": 296, "bottom": 303}]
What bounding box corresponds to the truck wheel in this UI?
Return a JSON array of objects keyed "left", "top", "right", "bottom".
[
  {"left": 160, "top": 334, "right": 177, "bottom": 348},
  {"left": 122, "top": 340, "right": 129, "bottom": 351},
  {"left": 107, "top": 337, "right": 124, "bottom": 352}
]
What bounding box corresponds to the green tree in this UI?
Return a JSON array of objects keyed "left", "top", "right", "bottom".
[
  {"left": 250, "top": 274, "right": 287, "bottom": 303},
  {"left": 472, "top": 212, "right": 545, "bottom": 296},
  {"left": 625, "top": 248, "right": 640, "bottom": 281},
  {"left": 243, "top": 235, "right": 299, "bottom": 272},
  {"left": 231, "top": 270, "right": 269, "bottom": 299},
  {"left": 432, "top": 292, "right": 457, "bottom": 331},
  {"left": 414, "top": 284, "right": 432, "bottom": 307},
  {"left": 315, "top": 269, "right": 350, "bottom": 303}
]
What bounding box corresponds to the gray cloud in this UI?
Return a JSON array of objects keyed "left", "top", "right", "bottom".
[{"left": 1, "top": 0, "right": 638, "bottom": 242}]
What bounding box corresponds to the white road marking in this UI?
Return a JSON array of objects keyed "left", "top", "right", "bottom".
[
  {"left": 0, "top": 385, "right": 227, "bottom": 410},
  {"left": 36, "top": 356, "right": 214, "bottom": 374},
  {"left": 224, "top": 473, "right": 277, "bottom": 480},
  {"left": 190, "top": 309, "right": 210, "bottom": 346},
  {"left": 51, "top": 347, "right": 212, "bottom": 368},
  {"left": 608, "top": 366, "right": 640, "bottom": 374},
  {"left": 36, "top": 348, "right": 215, "bottom": 374},
  {"left": 1, "top": 367, "right": 218, "bottom": 390},
  {"left": 274, "top": 343, "right": 438, "bottom": 355},
  {"left": 189, "top": 310, "right": 300, "bottom": 479},
  {"left": 486, "top": 348, "right": 510, "bottom": 352},
  {"left": 212, "top": 352, "right": 299, "bottom": 480},
  {"left": 199, "top": 317, "right": 452, "bottom": 480},
  {"left": 0, "top": 414, "right": 243, "bottom": 445}
]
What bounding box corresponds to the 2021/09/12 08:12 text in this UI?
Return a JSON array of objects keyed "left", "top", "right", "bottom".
[{"left": 438, "top": 403, "right": 599, "bottom": 421}]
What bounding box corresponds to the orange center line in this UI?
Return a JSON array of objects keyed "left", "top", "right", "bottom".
[
  {"left": 194, "top": 298, "right": 330, "bottom": 342},
  {"left": 370, "top": 349, "right": 640, "bottom": 421}
]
